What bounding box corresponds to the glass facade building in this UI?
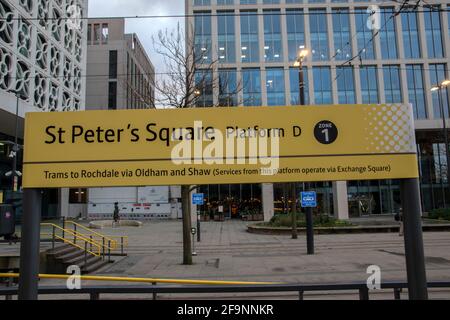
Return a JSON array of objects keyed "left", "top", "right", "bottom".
[{"left": 188, "top": 0, "right": 450, "bottom": 218}]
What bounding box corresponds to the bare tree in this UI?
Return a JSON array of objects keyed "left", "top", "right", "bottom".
[{"left": 152, "top": 22, "right": 242, "bottom": 265}]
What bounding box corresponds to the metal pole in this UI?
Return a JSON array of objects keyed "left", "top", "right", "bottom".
[
  {"left": 400, "top": 178, "right": 428, "bottom": 300},
  {"left": 11, "top": 94, "right": 19, "bottom": 192},
  {"left": 84, "top": 242, "right": 88, "bottom": 267},
  {"left": 305, "top": 203, "right": 314, "bottom": 254},
  {"left": 102, "top": 238, "right": 105, "bottom": 260},
  {"left": 438, "top": 88, "right": 450, "bottom": 204},
  {"left": 52, "top": 226, "right": 55, "bottom": 250},
  {"left": 298, "top": 63, "right": 305, "bottom": 106},
  {"left": 5, "top": 272, "right": 13, "bottom": 301},
  {"left": 62, "top": 216, "right": 65, "bottom": 239},
  {"left": 299, "top": 59, "right": 314, "bottom": 254},
  {"left": 290, "top": 183, "right": 297, "bottom": 239},
  {"left": 192, "top": 230, "right": 196, "bottom": 256},
  {"left": 197, "top": 207, "right": 201, "bottom": 242},
  {"left": 152, "top": 282, "right": 157, "bottom": 300},
  {"left": 18, "top": 188, "right": 42, "bottom": 300},
  {"left": 108, "top": 240, "right": 111, "bottom": 262},
  {"left": 289, "top": 60, "right": 306, "bottom": 240}
]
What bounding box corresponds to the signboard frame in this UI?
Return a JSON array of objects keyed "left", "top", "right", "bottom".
[
  {"left": 17, "top": 105, "right": 428, "bottom": 300},
  {"left": 22, "top": 104, "right": 419, "bottom": 189}
]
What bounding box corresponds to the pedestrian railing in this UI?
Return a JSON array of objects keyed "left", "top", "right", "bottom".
[
  {"left": 41, "top": 223, "right": 102, "bottom": 258},
  {"left": 63, "top": 221, "right": 128, "bottom": 256},
  {"left": 41, "top": 221, "right": 128, "bottom": 260},
  {"left": 0, "top": 277, "right": 449, "bottom": 300}
]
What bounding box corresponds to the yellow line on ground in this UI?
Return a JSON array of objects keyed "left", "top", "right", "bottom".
[{"left": 0, "top": 273, "right": 280, "bottom": 286}]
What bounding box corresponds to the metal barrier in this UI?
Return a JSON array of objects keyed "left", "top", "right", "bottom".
[
  {"left": 1, "top": 281, "right": 449, "bottom": 300},
  {"left": 0, "top": 273, "right": 276, "bottom": 286},
  {"left": 41, "top": 222, "right": 128, "bottom": 261},
  {"left": 41, "top": 223, "right": 102, "bottom": 258},
  {"left": 64, "top": 221, "right": 128, "bottom": 255}
]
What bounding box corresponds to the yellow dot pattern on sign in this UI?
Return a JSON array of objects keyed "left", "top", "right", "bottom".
[{"left": 363, "top": 104, "right": 416, "bottom": 154}]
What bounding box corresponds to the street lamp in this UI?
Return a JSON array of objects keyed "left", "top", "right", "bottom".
[
  {"left": 431, "top": 79, "right": 450, "bottom": 205},
  {"left": 292, "top": 48, "right": 313, "bottom": 250},
  {"left": 7, "top": 89, "right": 25, "bottom": 193},
  {"left": 294, "top": 47, "right": 309, "bottom": 105},
  {"left": 295, "top": 48, "right": 314, "bottom": 253}
]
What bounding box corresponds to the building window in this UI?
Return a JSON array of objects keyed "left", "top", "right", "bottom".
[
  {"left": 263, "top": 10, "right": 283, "bottom": 63},
  {"left": 433, "top": 143, "right": 448, "bottom": 184},
  {"left": 263, "top": 0, "right": 280, "bottom": 4},
  {"left": 218, "top": 69, "right": 238, "bottom": 107},
  {"left": 109, "top": 50, "right": 117, "bottom": 79},
  {"left": 218, "top": 11, "right": 235, "bottom": 63},
  {"left": 93, "top": 24, "right": 101, "bottom": 45},
  {"left": 242, "top": 68, "right": 261, "bottom": 107},
  {"left": 87, "top": 24, "right": 92, "bottom": 44},
  {"left": 309, "top": 9, "right": 329, "bottom": 61},
  {"left": 108, "top": 82, "right": 117, "bottom": 110},
  {"left": 406, "top": 65, "right": 426, "bottom": 120},
  {"left": 266, "top": 68, "right": 285, "bottom": 106},
  {"left": 313, "top": 67, "right": 332, "bottom": 105},
  {"left": 383, "top": 65, "right": 402, "bottom": 103},
  {"left": 69, "top": 189, "right": 87, "bottom": 204},
  {"left": 448, "top": 6, "right": 450, "bottom": 38},
  {"left": 240, "top": 11, "right": 259, "bottom": 63},
  {"left": 217, "top": 0, "right": 234, "bottom": 5},
  {"left": 240, "top": 0, "right": 257, "bottom": 4},
  {"left": 402, "top": 11, "right": 421, "bottom": 59},
  {"left": 194, "top": 0, "right": 210, "bottom": 5},
  {"left": 355, "top": 8, "right": 375, "bottom": 60},
  {"left": 194, "top": 12, "right": 212, "bottom": 64},
  {"left": 430, "top": 64, "right": 449, "bottom": 118},
  {"left": 332, "top": 9, "right": 352, "bottom": 61},
  {"left": 336, "top": 66, "right": 355, "bottom": 104},
  {"left": 359, "top": 66, "right": 379, "bottom": 104},
  {"left": 289, "top": 67, "right": 309, "bottom": 105},
  {"left": 195, "top": 69, "right": 213, "bottom": 107},
  {"left": 101, "top": 24, "right": 109, "bottom": 44},
  {"left": 424, "top": 6, "right": 444, "bottom": 58},
  {"left": 286, "top": 9, "right": 305, "bottom": 62},
  {"left": 380, "top": 8, "right": 398, "bottom": 59}
]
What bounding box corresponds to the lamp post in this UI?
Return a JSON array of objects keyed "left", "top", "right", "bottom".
[
  {"left": 293, "top": 49, "right": 314, "bottom": 253},
  {"left": 291, "top": 46, "right": 311, "bottom": 249},
  {"left": 431, "top": 79, "right": 450, "bottom": 205},
  {"left": 7, "top": 89, "right": 23, "bottom": 193}
]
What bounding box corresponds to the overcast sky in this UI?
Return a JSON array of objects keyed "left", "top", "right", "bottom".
[{"left": 88, "top": 0, "right": 185, "bottom": 73}]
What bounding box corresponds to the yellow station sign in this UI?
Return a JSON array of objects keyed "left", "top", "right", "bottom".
[{"left": 23, "top": 104, "right": 419, "bottom": 188}]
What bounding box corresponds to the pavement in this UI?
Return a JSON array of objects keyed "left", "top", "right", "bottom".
[
  {"left": 91, "top": 220, "right": 450, "bottom": 282},
  {"left": 2, "top": 219, "right": 450, "bottom": 299}
]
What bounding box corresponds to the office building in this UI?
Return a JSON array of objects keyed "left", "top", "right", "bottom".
[
  {"left": 84, "top": 18, "right": 181, "bottom": 220},
  {"left": 186, "top": 0, "right": 450, "bottom": 220},
  {"left": 86, "top": 18, "right": 155, "bottom": 111}
]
